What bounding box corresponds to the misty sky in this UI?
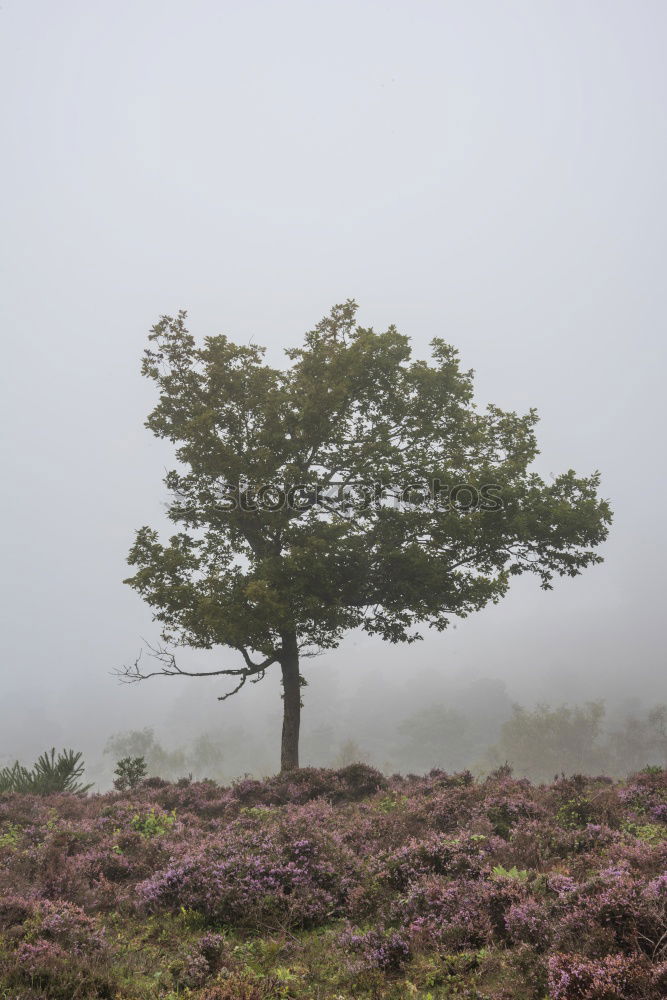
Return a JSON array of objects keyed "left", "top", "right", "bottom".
[{"left": 1, "top": 1, "right": 666, "bottom": 767}]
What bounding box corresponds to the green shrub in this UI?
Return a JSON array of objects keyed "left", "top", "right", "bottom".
[
  {"left": 113, "top": 755, "right": 148, "bottom": 791},
  {"left": 0, "top": 748, "right": 91, "bottom": 795},
  {"left": 0, "top": 822, "right": 20, "bottom": 848},
  {"left": 491, "top": 865, "right": 529, "bottom": 882},
  {"left": 130, "top": 807, "right": 177, "bottom": 838},
  {"left": 0, "top": 823, "right": 21, "bottom": 849},
  {"left": 556, "top": 796, "right": 594, "bottom": 829}
]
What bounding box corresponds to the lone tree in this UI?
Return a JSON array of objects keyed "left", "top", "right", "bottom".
[{"left": 122, "top": 302, "right": 611, "bottom": 771}]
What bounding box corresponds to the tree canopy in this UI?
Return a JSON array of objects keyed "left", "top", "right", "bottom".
[{"left": 123, "top": 302, "right": 612, "bottom": 770}]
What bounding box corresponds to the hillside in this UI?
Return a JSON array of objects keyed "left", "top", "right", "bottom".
[{"left": 1, "top": 765, "right": 667, "bottom": 999}]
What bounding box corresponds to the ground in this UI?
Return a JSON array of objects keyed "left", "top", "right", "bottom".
[{"left": 1, "top": 763, "right": 667, "bottom": 999}]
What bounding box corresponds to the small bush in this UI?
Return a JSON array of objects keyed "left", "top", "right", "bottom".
[
  {"left": 113, "top": 755, "right": 147, "bottom": 791},
  {"left": 130, "top": 806, "right": 177, "bottom": 838},
  {"left": 0, "top": 897, "right": 114, "bottom": 999},
  {"left": 0, "top": 748, "right": 91, "bottom": 795},
  {"left": 548, "top": 952, "right": 660, "bottom": 1000},
  {"left": 340, "top": 925, "right": 412, "bottom": 971}
]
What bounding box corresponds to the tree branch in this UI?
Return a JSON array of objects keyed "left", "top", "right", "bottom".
[{"left": 114, "top": 641, "right": 279, "bottom": 701}]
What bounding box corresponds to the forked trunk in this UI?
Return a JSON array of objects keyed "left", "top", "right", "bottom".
[{"left": 280, "top": 631, "right": 300, "bottom": 771}]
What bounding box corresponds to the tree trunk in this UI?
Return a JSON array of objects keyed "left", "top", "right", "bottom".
[{"left": 280, "top": 631, "right": 301, "bottom": 772}]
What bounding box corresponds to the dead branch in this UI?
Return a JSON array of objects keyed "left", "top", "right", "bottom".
[{"left": 113, "top": 640, "right": 279, "bottom": 703}]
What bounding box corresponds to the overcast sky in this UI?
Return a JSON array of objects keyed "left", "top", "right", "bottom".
[{"left": 1, "top": 1, "right": 666, "bottom": 767}]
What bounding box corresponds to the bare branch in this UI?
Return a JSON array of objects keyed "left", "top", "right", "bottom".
[
  {"left": 217, "top": 673, "right": 250, "bottom": 701},
  {"left": 218, "top": 666, "right": 267, "bottom": 702},
  {"left": 113, "top": 640, "right": 279, "bottom": 700}
]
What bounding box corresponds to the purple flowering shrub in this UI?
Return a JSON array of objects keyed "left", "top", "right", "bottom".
[
  {"left": 137, "top": 805, "right": 360, "bottom": 928},
  {"left": 619, "top": 767, "right": 667, "bottom": 816},
  {"left": 0, "top": 895, "right": 114, "bottom": 998},
  {"left": 394, "top": 876, "right": 497, "bottom": 949},
  {"left": 379, "top": 830, "right": 504, "bottom": 889},
  {"left": 504, "top": 897, "right": 552, "bottom": 947},
  {"left": 484, "top": 778, "right": 547, "bottom": 837},
  {"left": 2, "top": 766, "right": 667, "bottom": 996},
  {"left": 229, "top": 763, "right": 387, "bottom": 808},
  {"left": 548, "top": 952, "right": 666, "bottom": 999},
  {"left": 338, "top": 924, "right": 412, "bottom": 972}
]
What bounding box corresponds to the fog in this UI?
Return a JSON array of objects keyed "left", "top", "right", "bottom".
[{"left": 1, "top": 1, "right": 666, "bottom": 784}]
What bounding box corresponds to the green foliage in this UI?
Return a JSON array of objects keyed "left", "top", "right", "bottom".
[
  {"left": 491, "top": 864, "right": 529, "bottom": 882},
  {"left": 622, "top": 821, "right": 667, "bottom": 844},
  {"left": 113, "top": 755, "right": 148, "bottom": 791},
  {"left": 0, "top": 823, "right": 20, "bottom": 848},
  {"left": 130, "top": 807, "right": 177, "bottom": 838},
  {"left": 127, "top": 303, "right": 610, "bottom": 650},
  {"left": 0, "top": 748, "right": 91, "bottom": 795},
  {"left": 0, "top": 761, "right": 24, "bottom": 794},
  {"left": 124, "top": 303, "right": 612, "bottom": 766},
  {"left": 239, "top": 806, "right": 272, "bottom": 820},
  {"left": 556, "top": 796, "right": 595, "bottom": 829},
  {"left": 376, "top": 793, "right": 409, "bottom": 813}
]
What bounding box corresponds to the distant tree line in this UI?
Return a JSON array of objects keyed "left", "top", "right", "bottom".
[
  {"left": 98, "top": 700, "right": 667, "bottom": 789},
  {"left": 3, "top": 699, "right": 662, "bottom": 796}
]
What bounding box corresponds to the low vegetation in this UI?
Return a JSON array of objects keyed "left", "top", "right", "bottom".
[
  {"left": 2, "top": 761, "right": 667, "bottom": 997},
  {"left": 0, "top": 749, "right": 91, "bottom": 796}
]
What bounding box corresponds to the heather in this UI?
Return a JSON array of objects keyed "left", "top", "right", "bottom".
[{"left": 2, "top": 767, "right": 667, "bottom": 998}]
